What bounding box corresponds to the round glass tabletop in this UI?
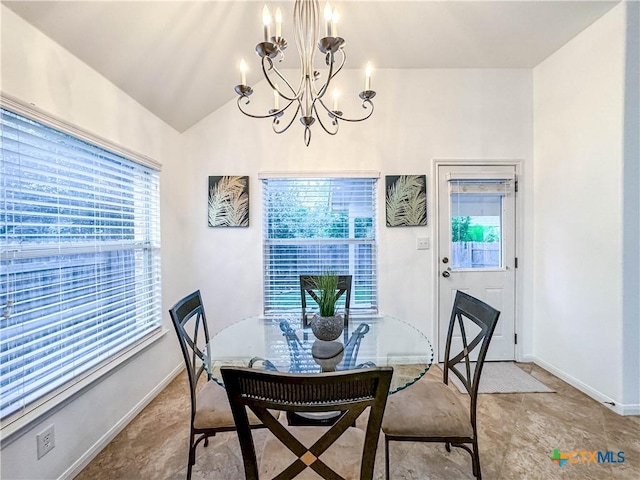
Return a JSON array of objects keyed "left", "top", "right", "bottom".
[{"left": 203, "top": 313, "right": 434, "bottom": 394}]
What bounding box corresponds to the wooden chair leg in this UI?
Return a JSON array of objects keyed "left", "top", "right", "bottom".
[{"left": 385, "top": 436, "right": 390, "bottom": 480}]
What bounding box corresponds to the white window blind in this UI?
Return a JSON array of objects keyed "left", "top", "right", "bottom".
[
  {"left": 262, "top": 177, "right": 378, "bottom": 314},
  {"left": 0, "top": 108, "right": 161, "bottom": 423}
]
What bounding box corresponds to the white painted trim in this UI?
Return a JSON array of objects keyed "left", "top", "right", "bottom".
[
  {"left": 59, "top": 363, "right": 185, "bottom": 480},
  {"left": 446, "top": 172, "right": 516, "bottom": 181},
  {"left": 432, "top": 159, "right": 524, "bottom": 363},
  {"left": 532, "top": 356, "right": 632, "bottom": 416},
  {"left": 258, "top": 170, "right": 380, "bottom": 179},
  {"left": 431, "top": 160, "right": 441, "bottom": 361},
  {"left": 0, "top": 92, "right": 162, "bottom": 171},
  {"left": 619, "top": 404, "right": 640, "bottom": 416},
  {"left": 519, "top": 353, "right": 535, "bottom": 363}
]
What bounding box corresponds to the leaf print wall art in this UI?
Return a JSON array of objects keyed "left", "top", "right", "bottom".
[
  {"left": 208, "top": 176, "right": 249, "bottom": 227},
  {"left": 385, "top": 175, "right": 427, "bottom": 227}
]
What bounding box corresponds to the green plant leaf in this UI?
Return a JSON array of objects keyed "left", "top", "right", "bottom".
[{"left": 312, "top": 273, "right": 339, "bottom": 317}]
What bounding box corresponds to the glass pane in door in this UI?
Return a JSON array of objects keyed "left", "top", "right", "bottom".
[{"left": 450, "top": 182, "right": 504, "bottom": 269}]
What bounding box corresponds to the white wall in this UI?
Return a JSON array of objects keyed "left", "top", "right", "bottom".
[
  {"left": 0, "top": 6, "right": 190, "bottom": 478},
  {"left": 621, "top": 0, "right": 640, "bottom": 413},
  {"left": 183, "top": 68, "right": 534, "bottom": 355},
  {"left": 533, "top": 2, "right": 629, "bottom": 410}
]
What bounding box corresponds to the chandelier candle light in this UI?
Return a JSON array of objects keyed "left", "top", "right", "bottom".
[{"left": 234, "top": 0, "right": 376, "bottom": 146}]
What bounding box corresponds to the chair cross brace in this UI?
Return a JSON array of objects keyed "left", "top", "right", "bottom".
[
  {"left": 446, "top": 312, "right": 488, "bottom": 392},
  {"left": 251, "top": 404, "right": 368, "bottom": 480},
  {"left": 304, "top": 288, "right": 348, "bottom": 306},
  {"left": 178, "top": 312, "right": 209, "bottom": 382}
]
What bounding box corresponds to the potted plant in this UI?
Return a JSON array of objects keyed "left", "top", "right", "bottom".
[{"left": 309, "top": 273, "right": 345, "bottom": 341}]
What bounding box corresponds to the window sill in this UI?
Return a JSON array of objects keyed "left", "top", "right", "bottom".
[{"left": 0, "top": 327, "right": 169, "bottom": 447}]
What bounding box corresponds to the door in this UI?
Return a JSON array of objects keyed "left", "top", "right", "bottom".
[{"left": 437, "top": 164, "right": 517, "bottom": 361}]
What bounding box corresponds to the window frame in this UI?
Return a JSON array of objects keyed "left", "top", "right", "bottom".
[
  {"left": 0, "top": 95, "right": 164, "bottom": 441},
  {"left": 260, "top": 173, "right": 379, "bottom": 315}
]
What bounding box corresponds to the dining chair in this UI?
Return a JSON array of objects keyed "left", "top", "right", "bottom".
[
  {"left": 300, "top": 274, "right": 352, "bottom": 328},
  {"left": 381, "top": 291, "right": 500, "bottom": 480},
  {"left": 221, "top": 366, "right": 393, "bottom": 480},
  {"left": 168, "top": 290, "right": 262, "bottom": 480}
]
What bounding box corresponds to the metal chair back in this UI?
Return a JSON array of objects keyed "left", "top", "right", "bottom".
[
  {"left": 443, "top": 290, "right": 501, "bottom": 425},
  {"left": 222, "top": 366, "right": 392, "bottom": 480},
  {"left": 169, "top": 290, "right": 211, "bottom": 405}
]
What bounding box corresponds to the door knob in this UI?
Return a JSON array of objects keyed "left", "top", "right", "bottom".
[{"left": 442, "top": 271, "right": 450, "bottom": 278}]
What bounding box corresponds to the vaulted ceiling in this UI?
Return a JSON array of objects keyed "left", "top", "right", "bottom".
[{"left": 3, "top": 0, "right": 620, "bottom": 132}]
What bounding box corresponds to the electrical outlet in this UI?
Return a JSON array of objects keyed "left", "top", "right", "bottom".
[
  {"left": 37, "top": 424, "right": 55, "bottom": 459},
  {"left": 416, "top": 237, "right": 430, "bottom": 250}
]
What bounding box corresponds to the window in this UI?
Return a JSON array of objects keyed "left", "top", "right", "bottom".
[
  {"left": 0, "top": 107, "right": 161, "bottom": 424},
  {"left": 262, "top": 176, "right": 378, "bottom": 314},
  {"left": 449, "top": 179, "right": 511, "bottom": 269}
]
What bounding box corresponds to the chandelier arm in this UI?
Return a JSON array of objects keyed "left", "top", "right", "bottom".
[
  {"left": 312, "top": 102, "right": 339, "bottom": 136},
  {"left": 317, "top": 49, "right": 346, "bottom": 100},
  {"left": 273, "top": 103, "right": 302, "bottom": 134},
  {"left": 314, "top": 95, "right": 375, "bottom": 123},
  {"left": 236, "top": 96, "right": 296, "bottom": 120},
  {"left": 327, "top": 49, "right": 346, "bottom": 83},
  {"left": 314, "top": 97, "right": 333, "bottom": 115},
  {"left": 304, "top": 125, "right": 312, "bottom": 146},
  {"left": 328, "top": 100, "right": 376, "bottom": 123},
  {"left": 262, "top": 57, "right": 299, "bottom": 102},
  {"left": 315, "top": 51, "right": 335, "bottom": 100}
]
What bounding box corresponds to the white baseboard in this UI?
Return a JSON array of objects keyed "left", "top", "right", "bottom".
[
  {"left": 531, "top": 356, "right": 637, "bottom": 416},
  {"left": 60, "top": 363, "right": 185, "bottom": 480},
  {"left": 619, "top": 403, "right": 640, "bottom": 416},
  {"left": 518, "top": 353, "right": 535, "bottom": 363}
]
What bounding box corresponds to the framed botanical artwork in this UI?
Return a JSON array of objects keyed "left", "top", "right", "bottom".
[
  {"left": 385, "top": 175, "right": 427, "bottom": 227},
  {"left": 208, "top": 176, "right": 249, "bottom": 227}
]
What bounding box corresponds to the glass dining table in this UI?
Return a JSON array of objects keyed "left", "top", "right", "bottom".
[{"left": 202, "top": 313, "right": 434, "bottom": 395}]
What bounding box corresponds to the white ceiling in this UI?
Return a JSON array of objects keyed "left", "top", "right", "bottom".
[{"left": 3, "top": 0, "right": 620, "bottom": 132}]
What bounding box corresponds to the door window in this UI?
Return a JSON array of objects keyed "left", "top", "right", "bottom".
[{"left": 449, "top": 180, "right": 510, "bottom": 270}]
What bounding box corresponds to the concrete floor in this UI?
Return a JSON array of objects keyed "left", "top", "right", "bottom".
[{"left": 76, "top": 363, "right": 640, "bottom": 479}]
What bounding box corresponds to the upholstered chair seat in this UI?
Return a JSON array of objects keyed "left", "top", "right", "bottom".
[
  {"left": 194, "top": 381, "right": 261, "bottom": 429},
  {"left": 382, "top": 379, "right": 472, "bottom": 438}
]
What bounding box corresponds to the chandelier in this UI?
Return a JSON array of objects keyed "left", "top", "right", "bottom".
[{"left": 234, "top": 0, "right": 376, "bottom": 146}]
